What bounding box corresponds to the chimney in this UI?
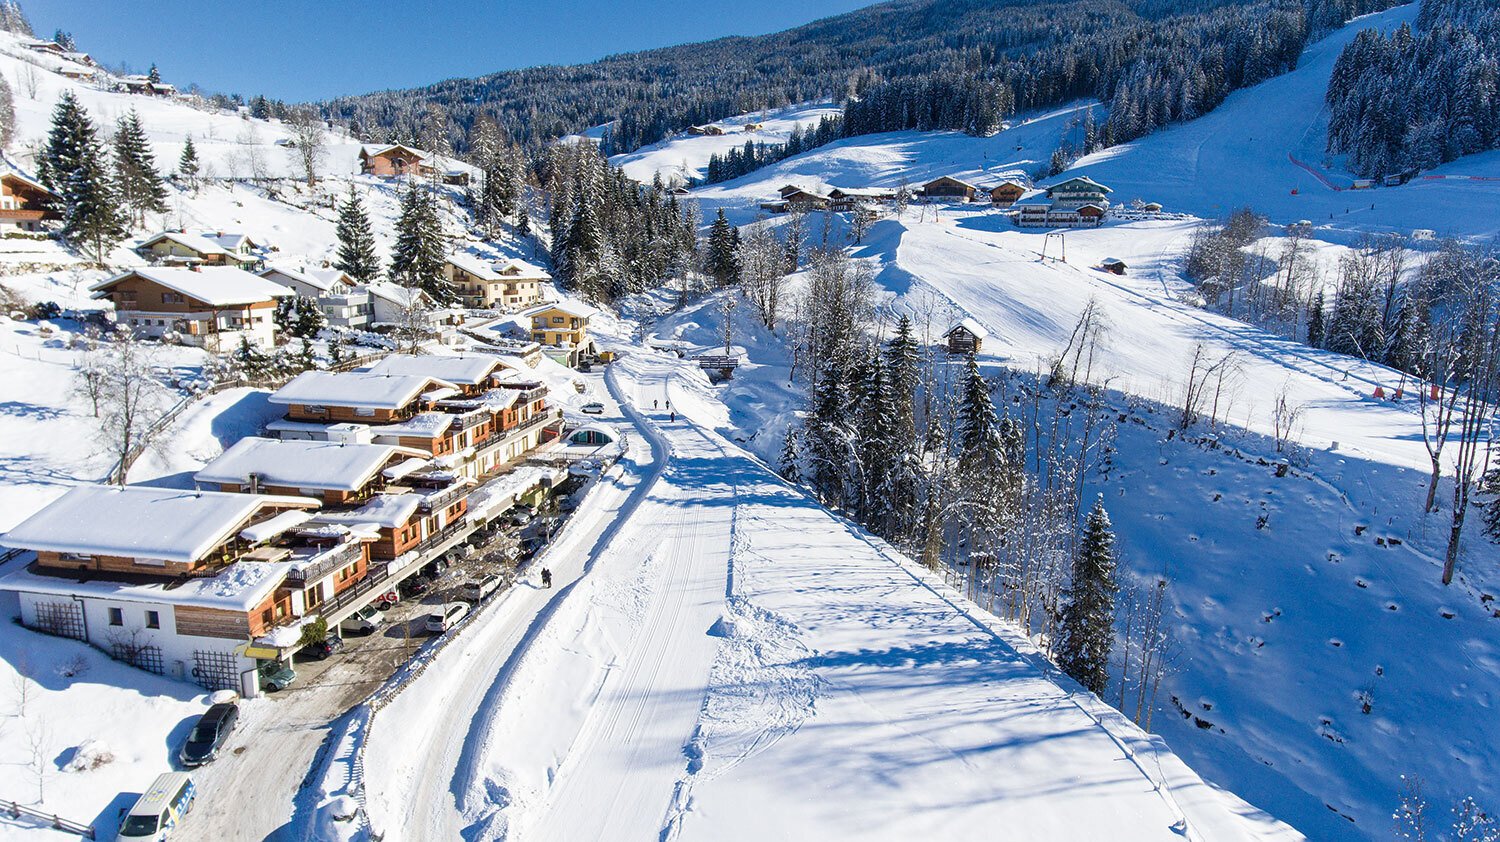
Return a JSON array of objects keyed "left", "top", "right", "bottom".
[{"left": 248, "top": 472, "right": 261, "bottom": 495}]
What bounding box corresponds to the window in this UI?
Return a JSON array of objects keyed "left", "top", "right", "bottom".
[
  {"left": 161, "top": 292, "right": 184, "bottom": 304},
  {"left": 355, "top": 407, "right": 375, "bottom": 417},
  {"left": 145, "top": 610, "right": 160, "bottom": 629},
  {"left": 552, "top": 316, "right": 565, "bottom": 324},
  {"left": 107, "top": 607, "right": 123, "bottom": 626}
]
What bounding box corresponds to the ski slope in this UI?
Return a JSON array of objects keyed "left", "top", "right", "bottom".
[
  {"left": 612, "top": 102, "right": 842, "bottom": 186},
  {"left": 1069, "top": 3, "right": 1500, "bottom": 240},
  {"left": 360, "top": 350, "right": 1299, "bottom": 842}
]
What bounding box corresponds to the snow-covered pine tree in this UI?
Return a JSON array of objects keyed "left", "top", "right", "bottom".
[
  {"left": 0, "top": 75, "right": 13, "bottom": 150},
  {"left": 112, "top": 110, "right": 168, "bottom": 227},
  {"left": 40, "top": 90, "right": 92, "bottom": 192},
  {"left": 778, "top": 425, "right": 801, "bottom": 483},
  {"left": 1055, "top": 495, "right": 1119, "bottom": 696},
  {"left": 706, "top": 208, "right": 739, "bottom": 287},
  {"left": 852, "top": 349, "right": 900, "bottom": 535},
  {"left": 0, "top": 0, "right": 32, "bottom": 36},
  {"left": 147, "top": 64, "right": 160, "bottom": 84},
  {"left": 57, "top": 104, "right": 125, "bottom": 263},
  {"left": 804, "top": 357, "right": 852, "bottom": 507},
  {"left": 388, "top": 181, "right": 449, "bottom": 302},
  {"left": 177, "top": 136, "right": 199, "bottom": 191},
  {"left": 334, "top": 188, "right": 381, "bottom": 283}
]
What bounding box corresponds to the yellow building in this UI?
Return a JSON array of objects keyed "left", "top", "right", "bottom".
[
  {"left": 526, "top": 302, "right": 599, "bottom": 366},
  {"left": 445, "top": 253, "right": 549, "bottom": 311}
]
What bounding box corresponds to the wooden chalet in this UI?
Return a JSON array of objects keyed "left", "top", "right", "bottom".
[
  {"left": 91, "top": 266, "right": 290, "bottom": 350},
  {"left": 920, "top": 176, "right": 979, "bottom": 201},
  {"left": 1100, "top": 257, "right": 1127, "bottom": 275},
  {"left": 988, "top": 180, "right": 1028, "bottom": 207},
  {"left": 0, "top": 172, "right": 60, "bottom": 231},
  {"left": 359, "top": 143, "right": 428, "bottom": 178}
]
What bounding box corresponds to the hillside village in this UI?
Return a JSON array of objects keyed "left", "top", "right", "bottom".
[{"left": 0, "top": 1, "right": 1494, "bottom": 841}]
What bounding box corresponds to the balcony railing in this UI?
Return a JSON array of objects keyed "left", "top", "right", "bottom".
[{"left": 283, "top": 541, "right": 364, "bottom": 587}]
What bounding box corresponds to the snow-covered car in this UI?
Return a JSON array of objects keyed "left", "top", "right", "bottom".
[
  {"left": 508, "top": 508, "right": 533, "bottom": 527},
  {"left": 580, "top": 401, "right": 605, "bottom": 415},
  {"left": 261, "top": 663, "right": 296, "bottom": 692}
]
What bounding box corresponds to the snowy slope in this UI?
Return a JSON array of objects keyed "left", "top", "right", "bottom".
[
  {"left": 360, "top": 350, "right": 1298, "bottom": 842},
  {"left": 612, "top": 102, "right": 842, "bottom": 186},
  {"left": 1067, "top": 3, "right": 1500, "bottom": 241}
]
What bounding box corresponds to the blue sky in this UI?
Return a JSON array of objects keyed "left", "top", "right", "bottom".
[{"left": 25, "top": 0, "right": 883, "bottom": 102}]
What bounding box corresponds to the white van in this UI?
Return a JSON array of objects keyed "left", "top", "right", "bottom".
[
  {"left": 424, "top": 602, "right": 469, "bottom": 634},
  {"left": 118, "top": 772, "right": 195, "bottom": 840},
  {"left": 462, "top": 575, "right": 501, "bottom": 602}
]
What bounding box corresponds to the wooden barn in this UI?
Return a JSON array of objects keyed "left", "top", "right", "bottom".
[
  {"left": 944, "top": 318, "right": 989, "bottom": 356},
  {"left": 988, "top": 180, "right": 1028, "bottom": 206}
]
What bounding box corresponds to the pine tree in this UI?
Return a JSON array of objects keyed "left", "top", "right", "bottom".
[
  {"left": 147, "top": 64, "right": 161, "bottom": 84},
  {"left": 40, "top": 91, "right": 91, "bottom": 192},
  {"left": 706, "top": 208, "right": 740, "bottom": 286},
  {"left": 1306, "top": 289, "right": 1326, "bottom": 347},
  {"left": 388, "top": 182, "right": 449, "bottom": 302},
  {"left": 0, "top": 75, "right": 13, "bottom": 150},
  {"left": 954, "top": 356, "right": 1006, "bottom": 477},
  {"left": 1055, "top": 496, "right": 1119, "bottom": 696},
  {"left": 177, "top": 136, "right": 199, "bottom": 191},
  {"left": 334, "top": 188, "right": 381, "bottom": 283},
  {"left": 885, "top": 314, "right": 921, "bottom": 446},
  {"left": 778, "top": 425, "right": 801, "bottom": 483},
  {"left": 853, "top": 350, "right": 900, "bottom": 534},
  {"left": 805, "top": 358, "right": 852, "bottom": 506},
  {"left": 49, "top": 97, "right": 125, "bottom": 263},
  {"left": 112, "top": 110, "right": 168, "bottom": 227}
]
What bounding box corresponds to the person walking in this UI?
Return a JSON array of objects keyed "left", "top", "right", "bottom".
[{"left": 541, "top": 568, "right": 552, "bottom": 588}]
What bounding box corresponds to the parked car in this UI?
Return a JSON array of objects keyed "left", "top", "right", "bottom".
[
  {"left": 260, "top": 663, "right": 296, "bottom": 692},
  {"left": 339, "top": 605, "right": 381, "bottom": 636},
  {"left": 462, "top": 575, "right": 501, "bottom": 602},
  {"left": 424, "top": 602, "right": 469, "bottom": 634},
  {"left": 399, "top": 576, "right": 431, "bottom": 598},
  {"left": 421, "top": 558, "right": 449, "bottom": 580},
  {"left": 580, "top": 401, "right": 605, "bottom": 415},
  {"left": 179, "top": 703, "right": 239, "bottom": 767},
  {"left": 118, "top": 772, "right": 196, "bottom": 840},
  {"left": 519, "top": 536, "right": 546, "bottom": 561},
  {"left": 559, "top": 494, "right": 580, "bottom": 513},
  {"left": 508, "top": 508, "right": 533, "bottom": 528},
  {"left": 298, "top": 635, "right": 344, "bottom": 661}
]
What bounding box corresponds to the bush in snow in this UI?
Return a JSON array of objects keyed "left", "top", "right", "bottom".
[{"left": 64, "top": 739, "right": 115, "bottom": 772}]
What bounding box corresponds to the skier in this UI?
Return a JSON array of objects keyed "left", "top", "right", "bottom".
[
  {"left": 653, "top": 399, "right": 659, "bottom": 409},
  {"left": 541, "top": 567, "right": 553, "bottom": 588},
  {"left": 670, "top": 410, "right": 676, "bottom": 422}
]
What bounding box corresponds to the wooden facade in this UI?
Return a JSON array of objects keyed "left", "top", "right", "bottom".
[
  {"left": 989, "top": 182, "right": 1027, "bottom": 206},
  {"left": 0, "top": 173, "right": 60, "bottom": 230},
  {"left": 921, "top": 176, "right": 978, "bottom": 201}
]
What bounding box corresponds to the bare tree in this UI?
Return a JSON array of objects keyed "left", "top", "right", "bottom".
[
  {"left": 10, "top": 650, "right": 31, "bottom": 718},
  {"left": 1270, "top": 377, "right": 1306, "bottom": 453},
  {"left": 238, "top": 123, "right": 267, "bottom": 184},
  {"left": 284, "top": 106, "right": 327, "bottom": 187},
  {"left": 738, "top": 223, "right": 785, "bottom": 329},
  {"left": 1396, "top": 774, "right": 1429, "bottom": 842},
  {"left": 1050, "top": 297, "right": 1109, "bottom": 388},
  {"left": 23, "top": 716, "right": 48, "bottom": 803},
  {"left": 720, "top": 294, "right": 737, "bottom": 355},
  {"left": 95, "top": 330, "right": 170, "bottom": 484}
]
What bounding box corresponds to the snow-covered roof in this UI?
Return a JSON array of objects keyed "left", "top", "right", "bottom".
[
  {"left": 369, "top": 412, "right": 454, "bottom": 439},
  {"left": 446, "top": 251, "right": 501, "bottom": 281},
  {"left": 1048, "top": 175, "right": 1113, "bottom": 194},
  {"left": 239, "top": 510, "right": 313, "bottom": 543},
  {"left": 364, "top": 353, "right": 507, "bottom": 387},
  {"left": 364, "top": 281, "right": 432, "bottom": 308},
  {"left": 946, "top": 317, "right": 990, "bottom": 340},
  {"left": 92, "top": 267, "right": 292, "bottom": 307},
  {"left": 260, "top": 264, "right": 349, "bottom": 293},
  {"left": 569, "top": 422, "right": 620, "bottom": 443},
  {"left": 0, "top": 170, "right": 58, "bottom": 199},
  {"left": 360, "top": 143, "right": 427, "bottom": 161},
  {"left": 382, "top": 457, "right": 432, "bottom": 481},
  {"left": 493, "top": 258, "right": 551, "bottom": 280},
  {"left": 311, "top": 493, "right": 422, "bottom": 529},
  {"left": 136, "top": 230, "right": 240, "bottom": 259},
  {"left": 0, "top": 555, "right": 293, "bottom": 612},
  {"left": 1101, "top": 257, "right": 1127, "bottom": 266},
  {"left": 269, "top": 371, "right": 457, "bottom": 411},
  {"left": 0, "top": 486, "right": 318, "bottom": 565},
  {"left": 924, "top": 175, "right": 979, "bottom": 190},
  {"left": 195, "top": 437, "right": 415, "bottom": 492},
  {"left": 524, "top": 301, "right": 600, "bottom": 320}
]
